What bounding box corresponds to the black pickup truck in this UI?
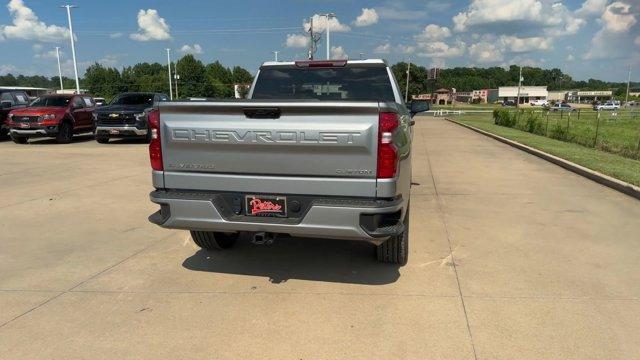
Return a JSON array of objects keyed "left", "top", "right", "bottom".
[
  {"left": 94, "top": 92, "right": 168, "bottom": 143},
  {"left": 1, "top": 89, "right": 30, "bottom": 138}
]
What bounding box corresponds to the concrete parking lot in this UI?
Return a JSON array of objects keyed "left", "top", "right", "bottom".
[{"left": 1, "top": 117, "right": 639, "bottom": 359}]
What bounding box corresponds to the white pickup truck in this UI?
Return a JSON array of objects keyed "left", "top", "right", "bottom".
[
  {"left": 147, "top": 59, "right": 429, "bottom": 265},
  {"left": 595, "top": 101, "right": 620, "bottom": 111}
]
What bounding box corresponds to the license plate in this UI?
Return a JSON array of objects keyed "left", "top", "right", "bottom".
[
  {"left": 109, "top": 129, "right": 120, "bottom": 135},
  {"left": 245, "top": 195, "right": 287, "bottom": 217},
  {"left": 20, "top": 123, "right": 30, "bottom": 128}
]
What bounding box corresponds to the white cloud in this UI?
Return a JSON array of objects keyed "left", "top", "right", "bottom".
[
  {"left": 635, "top": 36, "right": 640, "bottom": 47},
  {"left": 584, "top": 2, "right": 638, "bottom": 60},
  {"left": 35, "top": 48, "right": 61, "bottom": 59},
  {"left": 576, "top": 0, "right": 608, "bottom": 17},
  {"left": 415, "top": 24, "right": 451, "bottom": 41},
  {"left": 354, "top": 8, "right": 379, "bottom": 27},
  {"left": 602, "top": 2, "right": 637, "bottom": 33},
  {"left": 376, "top": 4, "right": 427, "bottom": 20},
  {"left": 0, "top": 64, "right": 19, "bottom": 75},
  {"left": 566, "top": 54, "right": 575, "bottom": 61},
  {"left": 452, "top": 0, "right": 585, "bottom": 36},
  {"left": 32, "top": 43, "right": 42, "bottom": 51},
  {"left": 469, "top": 41, "right": 503, "bottom": 63},
  {"left": 285, "top": 34, "right": 309, "bottom": 48},
  {"left": 396, "top": 44, "right": 416, "bottom": 54},
  {"left": 130, "top": 9, "right": 171, "bottom": 41},
  {"left": 304, "top": 14, "right": 350, "bottom": 33},
  {"left": 500, "top": 35, "right": 552, "bottom": 53},
  {"left": 330, "top": 45, "right": 348, "bottom": 59},
  {"left": 109, "top": 33, "right": 123, "bottom": 39},
  {"left": 417, "top": 40, "right": 466, "bottom": 58},
  {"left": 1, "top": 0, "right": 69, "bottom": 43},
  {"left": 374, "top": 43, "right": 391, "bottom": 54},
  {"left": 179, "top": 44, "right": 203, "bottom": 54}
]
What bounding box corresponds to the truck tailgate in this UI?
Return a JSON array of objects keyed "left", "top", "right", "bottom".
[{"left": 159, "top": 101, "right": 381, "bottom": 196}]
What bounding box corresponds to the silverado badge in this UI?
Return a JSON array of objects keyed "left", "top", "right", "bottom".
[{"left": 109, "top": 113, "right": 120, "bottom": 118}]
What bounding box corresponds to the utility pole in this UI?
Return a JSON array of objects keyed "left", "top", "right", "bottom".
[
  {"left": 405, "top": 60, "right": 411, "bottom": 103},
  {"left": 55, "top": 47, "right": 64, "bottom": 90},
  {"left": 306, "top": 17, "right": 322, "bottom": 60},
  {"left": 174, "top": 73, "right": 180, "bottom": 99},
  {"left": 61, "top": 5, "right": 80, "bottom": 93},
  {"left": 625, "top": 64, "right": 631, "bottom": 107},
  {"left": 273, "top": 51, "right": 279, "bottom": 62},
  {"left": 516, "top": 65, "right": 523, "bottom": 108},
  {"left": 166, "top": 48, "right": 173, "bottom": 100},
  {"left": 321, "top": 13, "right": 336, "bottom": 59}
]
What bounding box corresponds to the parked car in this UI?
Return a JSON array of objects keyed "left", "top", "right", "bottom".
[
  {"left": 148, "top": 59, "right": 427, "bottom": 265},
  {"left": 7, "top": 94, "right": 95, "bottom": 144},
  {"left": 502, "top": 100, "right": 516, "bottom": 107},
  {"left": 0, "top": 89, "right": 30, "bottom": 138},
  {"left": 548, "top": 103, "right": 574, "bottom": 112},
  {"left": 93, "top": 92, "right": 169, "bottom": 143},
  {"left": 595, "top": 101, "right": 620, "bottom": 111},
  {"left": 530, "top": 99, "right": 548, "bottom": 106}
]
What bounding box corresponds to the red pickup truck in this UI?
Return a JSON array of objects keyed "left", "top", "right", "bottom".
[{"left": 7, "top": 94, "right": 95, "bottom": 144}]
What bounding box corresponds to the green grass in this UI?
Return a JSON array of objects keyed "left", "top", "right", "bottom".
[{"left": 452, "top": 113, "right": 640, "bottom": 186}]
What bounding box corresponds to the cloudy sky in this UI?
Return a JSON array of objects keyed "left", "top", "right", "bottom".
[{"left": 0, "top": 0, "right": 638, "bottom": 82}]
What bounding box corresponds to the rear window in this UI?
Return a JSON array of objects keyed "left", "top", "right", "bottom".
[
  {"left": 251, "top": 66, "right": 396, "bottom": 101},
  {"left": 30, "top": 96, "right": 71, "bottom": 107},
  {"left": 111, "top": 94, "right": 154, "bottom": 106}
]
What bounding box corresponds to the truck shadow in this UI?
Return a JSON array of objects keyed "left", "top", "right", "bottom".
[{"left": 182, "top": 235, "right": 401, "bottom": 285}]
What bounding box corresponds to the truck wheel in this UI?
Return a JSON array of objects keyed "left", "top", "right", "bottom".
[
  {"left": 96, "top": 136, "right": 109, "bottom": 144},
  {"left": 56, "top": 122, "right": 72, "bottom": 144},
  {"left": 11, "top": 134, "right": 28, "bottom": 144},
  {"left": 376, "top": 209, "right": 409, "bottom": 265},
  {"left": 190, "top": 231, "right": 238, "bottom": 251}
]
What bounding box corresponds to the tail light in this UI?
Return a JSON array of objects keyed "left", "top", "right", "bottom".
[
  {"left": 148, "top": 109, "right": 163, "bottom": 171},
  {"left": 377, "top": 112, "right": 399, "bottom": 179}
]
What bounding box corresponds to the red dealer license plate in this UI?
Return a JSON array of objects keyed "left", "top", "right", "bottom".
[{"left": 245, "top": 195, "right": 287, "bottom": 217}]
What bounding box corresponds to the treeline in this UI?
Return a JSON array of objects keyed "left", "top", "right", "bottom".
[
  {"left": 0, "top": 54, "right": 254, "bottom": 100},
  {"left": 2, "top": 58, "right": 636, "bottom": 99},
  {"left": 391, "top": 63, "right": 638, "bottom": 98}
]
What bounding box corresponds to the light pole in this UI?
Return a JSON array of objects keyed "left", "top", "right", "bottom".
[
  {"left": 321, "top": 13, "right": 336, "bottom": 59},
  {"left": 166, "top": 48, "right": 173, "bottom": 100},
  {"left": 624, "top": 65, "right": 631, "bottom": 107},
  {"left": 516, "top": 66, "right": 523, "bottom": 108},
  {"left": 55, "top": 47, "right": 64, "bottom": 91},
  {"left": 405, "top": 60, "right": 411, "bottom": 103},
  {"left": 174, "top": 73, "right": 180, "bottom": 99},
  {"left": 61, "top": 5, "right": 80, "bottom": 93},
  {"left": 273, "top": 51, "right": 279, "bottom": 62}
]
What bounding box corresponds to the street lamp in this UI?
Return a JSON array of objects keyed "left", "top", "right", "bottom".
[
  {"left": 174, "top": 73, "right": 180, "bottom": 99},
  {"left": 166, "top": 49, "right": 173, "bottom": 100},
  {"left": 61, "top": 5, "right": 80, "bottom": 93},
  {"left": 321, "top": 13, "right": 336, "bottom": 59},
  {"left": 55, "top": 47, "right": 64, "bottom": 90},
  {"left": 273, "top": 51, "right": 279, "bottom": 62}
]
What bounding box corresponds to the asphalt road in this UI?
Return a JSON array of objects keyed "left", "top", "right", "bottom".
[{"left": 1, "top": 118, "right": 639, "bottom": 359}]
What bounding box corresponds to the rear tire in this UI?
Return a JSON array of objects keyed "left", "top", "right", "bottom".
[
  {"left": 190, "top": 231, "right": 238, "bottom": 251},
  {"left": 11, "top": 134, "right": 28, "bottom": 144},
  {"left": 96, "top": 136, "right": 109, "bottom": 144},
  {"left": 376, "top": 208, "right": 409, "bottom": 265},
  {"left": 56, "top": 122, "right": 72, "bottom": 144}
]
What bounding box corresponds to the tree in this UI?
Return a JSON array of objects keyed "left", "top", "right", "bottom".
[
  {"left": 175, "top": 54, "right": 208, "bottom": 98},
  {"left": 232, "top": 66, "right": 253, "bottom": 84}
]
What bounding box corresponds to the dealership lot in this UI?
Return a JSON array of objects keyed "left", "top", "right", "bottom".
[{"left": 1, "top": 118, "right": 640, "bottom": 359}]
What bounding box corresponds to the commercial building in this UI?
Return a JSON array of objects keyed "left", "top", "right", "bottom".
[
  {"left": 473, "top": 89, "right": 488, "bottom": 103},
  {"left": 566, "top": 90, "right": 613, "bottom": 103},
  {"left": 547, "top": 90, "right": 567, "bottom": 102},
  {"left": 498, "top": 86, "right": 548, "bottom": 104},
  {"left": 454, "top": 91, "right": 473, "bottom": 103}
]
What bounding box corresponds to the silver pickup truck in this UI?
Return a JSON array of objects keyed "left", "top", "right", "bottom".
[{"left": 148, "top": 59, "right": 429, "bottom": 265}]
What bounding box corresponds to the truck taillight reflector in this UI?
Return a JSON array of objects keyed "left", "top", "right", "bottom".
[
  {"left": 377, "top": 112, "right": 399, "bottom": 179},
  {"left": 148, "top": 109, "right": 163, "bottom": 171}
]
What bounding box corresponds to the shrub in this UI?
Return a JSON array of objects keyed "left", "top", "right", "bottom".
[{"left": 493, "top": 109, "right": 516, "bottom": 127}]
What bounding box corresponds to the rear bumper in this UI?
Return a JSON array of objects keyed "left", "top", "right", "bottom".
[
  {"left": 96, "top": 125, "right": 148, "bottom": 137},
  {"left": 149, "top": 190, "right": 406, "bottom": 244}
]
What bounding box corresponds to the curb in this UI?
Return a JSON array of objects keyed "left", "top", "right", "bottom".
[{"left": 445, "top": 118, "right": 640, "bottom": 201}]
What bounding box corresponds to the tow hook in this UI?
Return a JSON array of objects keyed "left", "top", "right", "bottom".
[{"left": 251, "top": 232, "right": 275, "bottom": 245}]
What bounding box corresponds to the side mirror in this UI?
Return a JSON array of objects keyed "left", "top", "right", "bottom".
[
  {"left": 1, "top": 101, "right": 13, "bottom": 109},
  {"left": 409, "top": 100, "right": 429, "bottom": 116}
]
